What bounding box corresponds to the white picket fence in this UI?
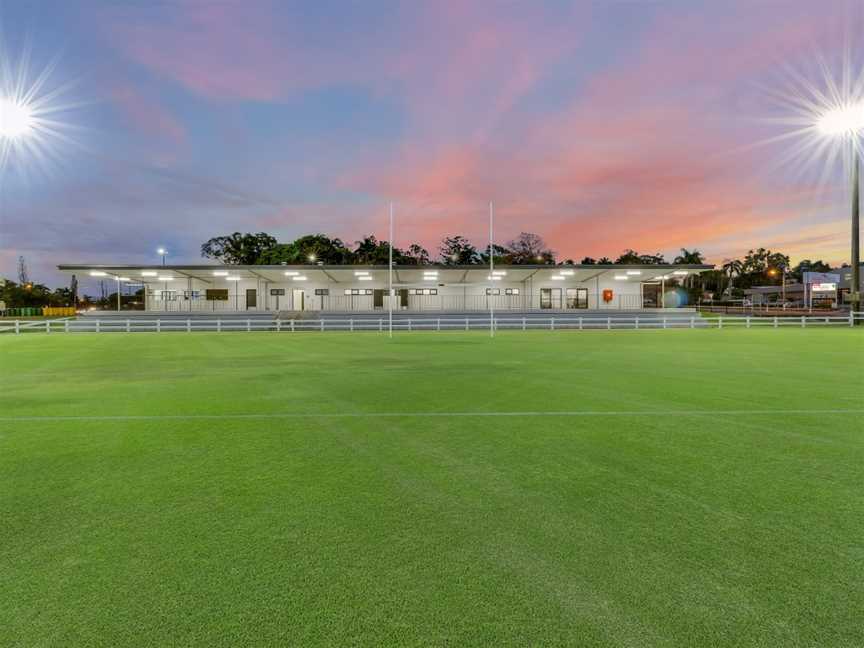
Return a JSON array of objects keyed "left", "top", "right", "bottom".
[{"left": 1, "top": 313, "right": 862, "bottom": 334}]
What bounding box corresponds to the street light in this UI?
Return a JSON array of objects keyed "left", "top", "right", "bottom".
[
  {"left": 816, "top": 102, "right": 862, "bottom": 315},
  {"left": 157, "top": 247, "right": 167, "bottom": 266}
]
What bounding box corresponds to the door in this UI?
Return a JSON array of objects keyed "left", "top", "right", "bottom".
[
  {"left": 399, "top": 289, "right": 409, "bottom": 309},
  {"left": 373, "top": 289, "right": 384, "bottom": 309},
  {"left": 245, "top": 289, "right": 257, "bottom": 309},
  {"left": 540, "top": 288, "right": 561, "bottom": 309},
  {"left": 566, "top": 288, "right": 588, "bottom": 309},
  {"left": 292, "top": 289, "right": 305, "bottom": 311}
]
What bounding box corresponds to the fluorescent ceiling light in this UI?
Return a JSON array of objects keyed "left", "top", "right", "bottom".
[
  {"left": 492, "top": 270, "right": 507, "bottom": 276},
  {"left": 626, "top": 270, "right": 642, "bottom": 275},
  {"left": 558, "top": 269, "right": 574, "bottom": 275},
  {"left": 487, "top": 275, "right": 502, "bottom": 281},
  {"left": 423, "top": 276, "right": 437, "bottom": 280},
  {"left": 284, "top": 271, "right": 300, "bottom": 276},
  {"left": 550, "top": 276, "right": 565, "bottom": 281},
  {"left": 614, "top": 275, "right": 628, "bottom": 280},
  {"left": 141, "top": 271, "right": 158, "bottom": 277},
  {"left": 158, "top": 276, "right": 174, "bottom": 281},
  {"left": 358, "top": 276, "right": 373, "bottom": 281},
  {"left": 213, "top": 270, "right": 229, "bottom": 276},
  {"left": 673, "top": 270, "right": 688, "bottom": 276},
  {"left": 89, "top": 271, "right": 107, "bottom": 276},
  {"left": 423, "top": 271, "right": 438, "bottom": 275},
  {"left": 225, "top": 276, "right": 241, "bottom": 281},
  {"left": 354, "top": 271, "right": 369, "bottom": 276},
  {"left": 292, "top": 276, "right": 307, "bottom": 281},
  {"left": 117, "top": 277, "right": 131, "bottom": 282}
]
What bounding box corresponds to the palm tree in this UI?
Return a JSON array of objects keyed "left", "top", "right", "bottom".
[
  {"left": 673, "top": 248, "right": 704, "bottom": 264},
  {"left": 721, "top": 259, "right": 743, "bottom": 297}
]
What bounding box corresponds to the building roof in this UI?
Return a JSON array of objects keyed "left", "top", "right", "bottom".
[{"left": 57, "top": 263, "right": 714, "bottom": 286}]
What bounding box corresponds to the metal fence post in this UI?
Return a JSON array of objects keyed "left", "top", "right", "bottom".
[
  {"left": 291, "top": 319, "right": 296, "bottom": 332},
  {"left": 187, "top": 318, "right": 192, "bottom": 333},
  {"left": 156, "top": 319, "right": 160, "bottom": 333},
  {"left": 126, "top": 319, "right": 131, "bottom": 333},
  {"left": 718, "top": 316, "right": 723, "bottom": 330},
  {"left": 465, "top": 318, "right": 469, "bottom": 331},
  {"left": 690, "top": 316, "right": 694, "bottom": 329},
  {"left": 217, "top": 318, "right": 222, "bottom": 333},
  {"left": 45, "top": 320, "right": 50, "bottom": 334},
  {"left": 550, "top": 318, "right": 554, "bottom": 331},
  {"left": 276, "top": 319, "right": 281, "bottom": 332},
  {"left": 320, "top": 319, "right": 324, "bottom": 332},
  {"left": 773, "top": 316, "right": 778, "bottom": 329},
  {"left": 379, "top": 318, "right": 382, "bottom": 333},
  {"left": 579, "top": 317, "right": 583, "bottom": 331},
  {"left": 96, "top": 319, "right": 101, "bottom": 333},
  {"left": 14, "top": 320, "right": 19, "bottom": 335},
  {"left": 64, "top": 320, "right": 69, "bottom": 333},
  {"left": 746, "top": 316, "right": 751, "bottom": 329},
  {"left": 851, "top": 312, "right": 855, "bottom": 328},
  {"left": 635, "top": 316, "right": 639, "bottom": 330},
  {"left": 408, "top": 319, "right": 412, "bottom": 332},
  {"left": 247, "top": 319, "right": 251, "bottom": 332},
  {"left": 522, "top": 317, "right": 526, "bottom": 331},
  {"left": 801, "top": 315, "right": 806, "bottom": 328},
  {"left": 663, "top": 317, "right": 667, "bottom": 330},
  {"left": 437, "top": 318, "right": 440, "bottom": 332},
  {"left": 350, "top": 318, "right": 354, "bottom": 332},
  {"left": 607, "top": 316, "right": 611, "bottom": 330}
]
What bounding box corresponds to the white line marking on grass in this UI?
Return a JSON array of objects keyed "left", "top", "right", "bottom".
[{"left": 1, "top": 409, "right": 862, "bottom": 422}]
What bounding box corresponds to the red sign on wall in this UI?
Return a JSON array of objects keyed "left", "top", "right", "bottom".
[{"left": 602, "top": 289, "right": 614, "bottom": 302}]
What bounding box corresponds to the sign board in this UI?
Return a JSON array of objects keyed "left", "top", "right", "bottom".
[
  {"left": 803, "top": 272, "right": 840, "bottom": 285},
  {"left": 205, "top": 289, "right": 229, "bottom": 301},
  {"left": 270, "top": 288, "right": 285, "bottom": 296},
  {"left": 810, "top": 283, "right": 837, "bottom": 292}
]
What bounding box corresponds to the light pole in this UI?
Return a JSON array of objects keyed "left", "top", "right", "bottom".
[
  {"left": 157, "top": 247, "right": 167, "bottom": 266},
  {"left": 816, "top": 104, "right": 862, "bottom": 316}
]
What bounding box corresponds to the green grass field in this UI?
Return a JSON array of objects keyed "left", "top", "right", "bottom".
[{"left": 1, "top": 329, "right": 862, "bottom": 647}]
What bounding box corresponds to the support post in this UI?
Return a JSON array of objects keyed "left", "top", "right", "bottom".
[
  {"left": 126, "top": 319, "right": 131, "bottom": 333},
  {"left": 14, "top": 320, "right": 19, "bottom": 335},
  {"left": 187, "top": 318, "right": 191, "bottom": 333},
  {"left": 489, "top": 200, "right": 494, "bottom": 338},
  {"left": 388, "top": 202, "right": 394, "bottom": 339}
]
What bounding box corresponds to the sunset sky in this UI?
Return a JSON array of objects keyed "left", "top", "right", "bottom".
[{"left": 1, "top": 0, "right": 862, "bottom": 285}]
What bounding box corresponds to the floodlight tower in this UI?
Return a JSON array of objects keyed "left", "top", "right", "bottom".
[{"left": 816, "top": 103, "right": 863, "bottom": 315}]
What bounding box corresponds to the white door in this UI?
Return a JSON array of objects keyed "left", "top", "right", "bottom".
[{"left": 292, "top": 289, "right": 305, "bottom": 311}]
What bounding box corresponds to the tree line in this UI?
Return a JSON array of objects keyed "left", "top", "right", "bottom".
[{"left": 200, "top": 231, "right": 709, "bottom": 267}]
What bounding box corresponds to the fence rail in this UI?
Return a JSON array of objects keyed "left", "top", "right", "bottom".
[{"left": 2, "top": 313, "right": 862, "bottom": 335}]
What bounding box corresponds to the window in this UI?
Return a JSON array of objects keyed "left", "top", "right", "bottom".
[
  {"left": 505, "top": 288, "right": 520, "bottom": 296},
  {"left": 205, "top": 289, "right": 229, "bottom": 301},
  {"left": 183, "top": 290, "right": 200, "bottom": 300},
  {"left": 271, "top": 288, "right": 286, "bottom": 296},
  {"left": 345, "top": 288, "right": 372, "bottom": 295},
  {"left": 159, "top": 290, "right": 178, "bottom": 301},
  {"left": 485, "top": 288, "right": 501, "bottom": 296},
  {"left": 413, "top": 289, "right": 438, "bottom": 295},
  {"left": 314, "top": 289, "right": 329, "bottom": 296}
]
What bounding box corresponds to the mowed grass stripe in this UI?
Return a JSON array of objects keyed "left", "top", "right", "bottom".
[{"left": 1, "top": 408, "right": 862, "bottom": 422}]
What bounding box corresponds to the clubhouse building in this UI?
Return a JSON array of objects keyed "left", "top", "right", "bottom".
[{"left": 58, "top": 263, "right": 714, "bottom": 313}]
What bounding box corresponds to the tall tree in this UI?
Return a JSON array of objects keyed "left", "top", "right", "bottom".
[
  {"left": 259, "top": 234, "right": 353, "bottom": 265},
  {"left": 673, "top": 248, "right": 704, "bottom": 264},
  {"left": 580, "top": 257, "right": 597, "bottom": 265},
  {"left": 506, "top": 232, "right": 555, "bottom": 264},
  {"left": 439, "top": 236, "right": 481, "bottom": 265},
  {"left": 201, "top": 232, "right": 278, "bottom": 264},
  {"left": 403, "top": 243, "right": 431, "bottom": 265},
  {"left": 615, "top": 249, "right": 643, "bottom": 264}
]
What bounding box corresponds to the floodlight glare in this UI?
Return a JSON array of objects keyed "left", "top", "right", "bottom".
[
  {"left": 0, "top": 97, "right": 34, "bottom": 138},
  {"left": 157, "top": 247, "right": 166, "bottom": 255},
  {"left": 817, "top": 103, "right": 864, "bottom": 136}
]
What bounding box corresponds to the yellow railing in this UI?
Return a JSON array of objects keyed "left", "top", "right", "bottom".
[{"left": 42, "top": 307, "right": 77, "bottom": 317}]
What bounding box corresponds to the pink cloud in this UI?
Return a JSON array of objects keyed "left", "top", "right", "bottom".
[{"left": 110, "top": 83, "right": 186, "bottom": 145}]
